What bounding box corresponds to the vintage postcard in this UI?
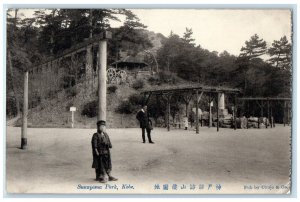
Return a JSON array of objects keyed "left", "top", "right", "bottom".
[{"left": 5, "top": 7, "right": 293, "bottom": 195}]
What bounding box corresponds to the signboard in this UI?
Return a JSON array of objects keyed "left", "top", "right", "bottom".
[{"left": 70, "top": 107, "right": 76, "bottom": 112}]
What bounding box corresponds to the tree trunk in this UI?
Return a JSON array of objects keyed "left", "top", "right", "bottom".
[
  {"left": 7, "top": 51, "right": 20, "bottom": 115},
  {"left": 89, "top": 9, "right": 93, "bottom": 38},
  {"left": 8, "top": 9, "right": 20, "bottom": 116}
]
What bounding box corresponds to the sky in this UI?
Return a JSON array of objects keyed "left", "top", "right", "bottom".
[
  {"left": 128, "top": 9, "right": 292, "bottom": 56},
  {"left": 15, "top": 8, "right": 292, "bottom": 56}
]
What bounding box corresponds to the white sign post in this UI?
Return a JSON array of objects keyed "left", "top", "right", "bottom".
[{"left": 70, "top": 107, "right": 76, "bottom": 128}]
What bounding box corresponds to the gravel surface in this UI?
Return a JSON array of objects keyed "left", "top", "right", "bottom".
[{"left": 6, "top": 125, "right": 291, "bottom": 194}]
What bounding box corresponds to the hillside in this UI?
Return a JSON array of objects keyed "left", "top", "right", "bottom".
[
  {"left": 14, "top": 81, "right": 137, "bottom": 129},
  {"left": 8, "top": 29, "right": 169, "bottom": 129},
  {"left": 11, "top": 72, "right": 187, "bottom": 129}
]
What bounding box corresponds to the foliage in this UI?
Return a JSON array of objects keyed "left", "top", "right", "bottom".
[
  {"left": 132, "top": 79, "right": 145, "bottom": 90},
  {"left": 239, "top": 34, "right": 267, "bottom": 59},
  {"left": 65, "top": 87, "right": 77, "bottom": 98},
  {"left": 116, "top": 93, "right": 143, "bottom": 114},
  {"left": 30, "top": 91, "right": 42, "bottom": 108},
  {"left": 116, "top": 100, "right": 135, "bottom": 114},
  {"left": 157, "top": 30, "right": 291, "bottom": 100},
  {"left": 107, "top": 85, "right": 118, "bottom": 93},
  {"left": 268, "top": 36, "right": 292, "bottom": 71},
  {"left": 6, "top": 97, "right": 18, "bottom": 117},
  {"left": 81, "top": 100, "right": 97, "bottom": 118},
  {"left": 128, "top": 94, "right": 144, "bottom": 106}
]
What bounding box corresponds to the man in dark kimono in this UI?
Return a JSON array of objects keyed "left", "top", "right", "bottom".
[
  {"left": 136, "top": 105, "right": 154, "bottom": 144},
  {"left": 91, "top": 120, "right": 118, "bottom": 183}
]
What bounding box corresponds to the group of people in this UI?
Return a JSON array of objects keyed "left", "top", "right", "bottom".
[{"left": 91, "top": 105, "right": 154, "bottom": 183}]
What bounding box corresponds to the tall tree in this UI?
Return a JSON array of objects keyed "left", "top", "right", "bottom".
[
  {"left": 268, "top": 36, "right": 292, "bottom": 71},
  {"left": 239, "top": 34, "right": 267, "bottom": 60},
  {"left": 182, "top": 27, "right": 195, "bottom": 46},
  {"left": 238, "top": 34, "right": 267, "bottom": 92}
]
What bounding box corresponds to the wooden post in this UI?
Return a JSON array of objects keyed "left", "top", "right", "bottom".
[
  {"left": 167, "top": 94, "right": 171, "bottom": 131},
  {"left": 267, "top": 99, "right": 270, "bottom": 129},
  {"left": 21, "top": 71, "right": 28, "bottom": 149},
  {"left": 283, "top": 101, "right": 286, "bottom": 127},
  {"left": 217, "top": 93, "right": 219, "bottom": 132},
  {"left": 195, "top": 90, "right": 199, "bottom": 134},
  {"left": 287, "top": 102, "right": 290, "bottom": 126},
  {"left": 185, "top": 103, "right": 188, "bottom": 117},
  {"left": 97, "top": 39, "right": 107, "bottom": 121},
  {"left": 234, "top": 95, "right": 237, "bottom": 130},
  {"left": 261, "top": 100, "right": 264, "bottom": 117},
  {"left": 200, "top": 115, "right": 203, "bottom": 127},
  {"left": 209, "top": 93, "right": 212, "bottom": 128},
  {"left": 71, "top": 111, "right": 74, "bottom": 128},
  {"left": 270, "top": 105, "right": 273, "bottom": 128}
]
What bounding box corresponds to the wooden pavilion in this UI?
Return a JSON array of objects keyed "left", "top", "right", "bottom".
[{"left": 141, "top": 84, "right": 242, "bottom": 134}]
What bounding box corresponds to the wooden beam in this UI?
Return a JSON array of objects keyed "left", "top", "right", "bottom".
[
  {"left": 197, "top": 91, "right": 204, "bottom": 103},
  {"left": 141, "top": 85, "right": 241, "bottom": 95},
  {"left": 145, "top": 92, "right": 152, "bottom": 105},
  {"left": 31, "top": 31, "right": 112, "bottom": 70},
  {"left": 238, "top": 97, "right": 291, "bottom": 101}
]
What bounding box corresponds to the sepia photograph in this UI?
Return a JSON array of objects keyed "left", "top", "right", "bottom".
[{"left": 5, "top": 7, "right": 293, "bottom": 195}]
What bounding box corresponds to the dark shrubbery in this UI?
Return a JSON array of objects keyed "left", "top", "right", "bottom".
[
  {"left": 107, "top": 85, "right": 118, "bottom": 94},
  {"left": 6, "top": 97, "right": 18, "bottom": 117},
  {"left": 132, "top": 79, "right": 145, "bottom": 90},
  {"left": 66, "top": 87, "right": 77, "bottom": 98},
  {"left": 30, "top": 91, "right": 41, "bottom": 109},
  {"left": 81, "top": 100, "right": 97, "bottom": 118},
  {"left": 128, "top": 94, "right": 144, "bottom": 106},
  {"left": 147, "top": 72, "right": 179, "bottom": 85},
  {"left": 158, "top": 71, "right": 178, "bottom": 84},
  {"left": 66, "top": 102, "right": 74, "bottom": 111},
  {"left": 116, "top": 100, "right": 135, "bottom": 114},
  {"left": 116, "top": 94, "right": 144, "bottom": 114},
  {"left": 148, "top": 76, "right": 159, "bottom": 85}
]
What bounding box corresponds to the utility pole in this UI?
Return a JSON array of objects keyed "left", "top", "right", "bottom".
[
  {"left": 21, "top": 71, "right": 28, "bottom": 149},
  {"left": 97, "top": 31, "right": 112, "bottom": 121}
]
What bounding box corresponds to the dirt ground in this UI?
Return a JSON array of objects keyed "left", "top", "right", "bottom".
[{"left": 5, "top": 125, "right": 291, "bottom": 194}]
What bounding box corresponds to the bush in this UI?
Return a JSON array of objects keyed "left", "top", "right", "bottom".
[
  {"left": 66, "top": 102, "right": 74, "bottom": 111},
  {"left": 107, "top": 85, "right": 118, "bottom": 94},
  {"left": 81, "top": 100, "right": 98, "bottom": 118},
  {"left": 66, "top": 87, "right": 77, "bottom": 98},
  {"left": 148, "top": 76, "right": 159, "bottom": 85},
  {"left": 30, "top": 91, "right": 41, "bottom": 108},
  {"left": 132, "top": 79, "right": 145, "bottom": 90},
  {"left": 116, "top": 100, "right": 135, "bottom": 114},
  {"left": 128, "top": 94, "right": 144, "bottom": 106},
  {"left": 6, "top": 97, "right": 18, "bottom": 117},
  {"left": 158, "top": 71, "right": 178, "bottom": 84},
  {"left": 116, "top": 94, "right": 144, "bottom": 114}
]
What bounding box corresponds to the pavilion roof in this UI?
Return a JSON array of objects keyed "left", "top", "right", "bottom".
[{"left": 141, "top": 83, "right": 241, "bottom": 95}]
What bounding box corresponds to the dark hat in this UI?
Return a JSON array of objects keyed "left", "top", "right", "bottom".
[{"left": 97, "top": 120, "right": 106, "bottom": 126}]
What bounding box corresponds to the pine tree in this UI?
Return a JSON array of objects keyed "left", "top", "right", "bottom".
[
  {"left": 268, "top": 36, "right": 291, "bottom": 71},
  {"left": 239, "top": 34, "right": 267, "bottom": 60}
]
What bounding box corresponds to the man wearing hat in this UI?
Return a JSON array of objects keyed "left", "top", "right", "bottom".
[
  {"left": 91, "top": 120, "right": 118, "bottom": 183},
  {"left": 136, "top": 105, "right": 154, "bottom": 144}
]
